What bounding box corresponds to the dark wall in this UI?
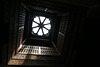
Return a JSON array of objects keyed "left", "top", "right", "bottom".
[
  {"left": 73, "top": 6, "right": 100, "bottom": 67},
  {"left": 0, "top": 0, "right": 10, "bottom": 67},
  {"left": 0, "top": 0, "right": 4, "bottom": 65}
]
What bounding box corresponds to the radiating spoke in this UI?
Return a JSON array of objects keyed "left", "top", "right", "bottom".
[
  {"left": 32, "top": 26, "right": 39, "bottom": 28},
  {"left": 41, "top": 28, "right": 44, "bottom": 35},
  {"left": 43, "top": 18, "right": 50, "bottom": 24},
  {"left": 43, "top": 28, "right": 48, "bottom": 34},
  {"left": 40, "top": 16, "right": 46, "bottom": 23},
  {"left": 33, "top": 21, "right": 39, "bottom": 24},
  {"left": 38, "top": 28, "right": 43, "bottom": 36},
  {"left": 38, "top": 16, "right": 41, "bottom": 24},
  {"left": 32, "top": 27, "right": 39, "bottom": 33},
  {"left": 43, "top": 23, "right": 50, "bottom": 25},
  {"left": 37, "top": 27, "right": 40, "bottom": 33},
  {"left": 44, "top": 24, "right": 51, "bottom": 30},
  {"left": 32, "top": 22, "right": 39, "bottom": 27},
  {"left": 42, "top": 17, "right": 46, "bottom": 24},
  {"left": 43, "top": 27, "right": 49, "bottom": 31}
]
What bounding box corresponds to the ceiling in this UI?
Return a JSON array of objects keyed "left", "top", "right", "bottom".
[
  {"left": 2, "top": 0, "right": 100, "bottom": 8},
  {"left": 48, "top": 0, "right": 100, "bottom": 7}
]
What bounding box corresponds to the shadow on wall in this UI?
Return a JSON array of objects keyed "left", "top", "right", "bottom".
[
  {"left": 73, "top": 6, "right": 100, "bottom": 67},
  {"left": 0, "top": 0, "right": 10, "bottom": 67}
]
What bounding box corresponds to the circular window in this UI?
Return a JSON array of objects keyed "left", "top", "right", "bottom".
[{"left": 32, "top": 16, "right": 51, "bottom": 36}]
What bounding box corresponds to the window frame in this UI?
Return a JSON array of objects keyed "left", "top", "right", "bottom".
[
  {"left": 28, "top": 11, "right": 56, "bottom": 40},
  {"left": 31, "top": 16, "right": 51, "bottom": 36}
]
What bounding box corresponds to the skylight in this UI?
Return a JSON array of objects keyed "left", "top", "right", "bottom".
[{"left": 32, "top": 16, "right": 51, "bottom": 36}]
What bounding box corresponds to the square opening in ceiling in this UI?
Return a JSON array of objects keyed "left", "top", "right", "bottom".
[
  {"left": 27, "top": 10, "right": 56, "bottom": 40},
  {"left": 31, "top": 16, "right": 51, "bottom": 36},
  {"left": 16, "top": 6, "right": 60, "bottom": 56},
  {"left": 15, "top": 2, "right": 69, "bottom": 57}
]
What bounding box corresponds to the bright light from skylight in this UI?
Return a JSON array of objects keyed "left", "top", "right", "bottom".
[
  {"left": 32, "top": 27, "right": 39, "bottom": 33},
  {"left": 32, "top": 22, "right": 38, "bottom": 27},
  {"left": 43, "top": 28, "right": 48, "bottom": 34},
  {"left": 38, "top": 29, "right": 43, "bottom": 36},
  {"left": 40, "top": 16, "right": 45, "bottom": 22},
  {"left": 43, "top": 18, "right": 50, "bottom": 24},
  {"left": 32, "top": 16, "right": 51, "bottom": 36},
  {"left": 44, "top": 24, "right": 51, "bottom": 30},
  {"left": 34, "top": 16, "right": 40, "bottom": 23}
]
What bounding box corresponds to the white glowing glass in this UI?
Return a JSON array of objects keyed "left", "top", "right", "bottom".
[
  {"left": 43, "top": 28, "right": 48, "bottom": 34},
  {"left": 38, "top": 29, "right": 43, "bottom": 36},
  {"left": 32, "top": 21, "right": 38, "bottom": 27},
  {"left": 40, "top": 16, "right": 45, "bottom": 22},
  {"left": 43, "top": 18, "right": 50, "bottom": 24},
  {"left": 44, "top": 24, "right": 51, "bottom": 30},
  {"left": 34, "top": 16, "right": 40, "bottom": 23},
  {"left": 32, "top": 27, "right": 39, "bottom": 33},
  {"left": 32, "top": 16, "right": 51, "bottom": 36}
]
